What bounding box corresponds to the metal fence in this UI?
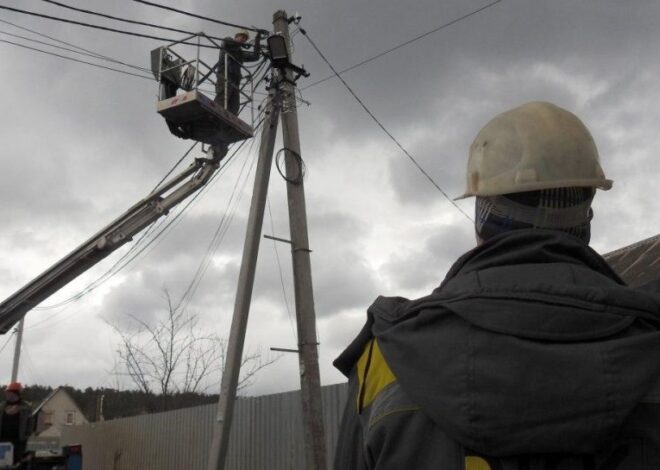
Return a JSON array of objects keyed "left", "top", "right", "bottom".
[{"left": 61, "top": 382, "right": 348, "bottom": 470}]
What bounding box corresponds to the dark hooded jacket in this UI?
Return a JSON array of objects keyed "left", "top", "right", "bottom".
[
  {"left": 334, "top": 230, "right": 660, "bottom": 469},
  {"left": 218, "top": 36, "right": 261, "bottom": 79}
]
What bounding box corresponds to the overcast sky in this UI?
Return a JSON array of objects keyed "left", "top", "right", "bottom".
[{"left": 0, "top": 0, "right": 658, "bottom": 397}]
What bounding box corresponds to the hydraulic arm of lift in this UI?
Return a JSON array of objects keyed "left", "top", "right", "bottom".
[{"left": 0, "top": 155, "right": 220, "bottom": 334}]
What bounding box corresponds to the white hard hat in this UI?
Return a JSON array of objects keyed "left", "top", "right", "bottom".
[{"left": 456, "top": 101, "right": 613, "bottom": 199}]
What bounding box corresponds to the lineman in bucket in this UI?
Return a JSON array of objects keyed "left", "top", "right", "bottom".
[{"left": 333, "top": 102, "right": 660, "bottom": 469}]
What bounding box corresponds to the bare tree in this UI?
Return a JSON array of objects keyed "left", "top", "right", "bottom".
[{"left": 109, "top": 290, "right": 278, "bottom": 398}]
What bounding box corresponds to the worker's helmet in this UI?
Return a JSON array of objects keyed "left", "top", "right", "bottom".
[
  {"left": 456, "top": 101, "right": 612, "bottom": 200},
  {"left": 6, "top": 382, "right": 22, "bottom": 393},
  {"left": 235, "top": 30, "right": 250, "bottom": 41}
]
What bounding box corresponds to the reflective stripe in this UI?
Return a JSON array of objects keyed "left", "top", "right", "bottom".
[
  {"left": 356, "top": 339, "right": 397, "bottom": 411},
  {"left": 465, "top": 456, "right": 491, "bottom": 470},
  {"left": 367, "top": 381, "right": 419, "bottom": 430}
]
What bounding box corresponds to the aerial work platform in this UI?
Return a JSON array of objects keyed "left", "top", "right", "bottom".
[
  {"left": 157, "top": 90, "right": 253, "bottom": 146},
  {"left": 151, "top": 33, "right": 258, "bottom": 147}
]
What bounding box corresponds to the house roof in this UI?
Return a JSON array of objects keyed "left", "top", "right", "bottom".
[
  {"left": 32, "top": 387, "right": 62, "bottom": 416},
  {"left": 32, "top": 387, "right": 87, "bottom": 420},
  {"left": 603, "top": 234, "right": 660, "bottom": 289}
]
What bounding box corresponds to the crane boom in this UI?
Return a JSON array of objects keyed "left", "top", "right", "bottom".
[{"left": 0, "top": 156, "right": 220, "bottom": 333}]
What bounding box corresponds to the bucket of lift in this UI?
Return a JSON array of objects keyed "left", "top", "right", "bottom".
[
  {"left": 150, "top": 34, "right": 255, "bottom": 146},
  {"left": 157, "top": 89, "right": 253, "bottom": 146}
]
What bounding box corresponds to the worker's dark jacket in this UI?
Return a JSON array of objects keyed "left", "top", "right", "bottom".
[
  {"left": 0, "top": 401, "right": 33, "bottom": 443},
  {"left": 218, "top": 37, "right": 261, "bottom": 78},
  {"left": 334, "top": 230, "right": 660, "bottom": 469}
]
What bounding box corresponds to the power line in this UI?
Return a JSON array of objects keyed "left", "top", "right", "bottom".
[
  {"left": 40, "top": 0, "right": 227, "bottom": 42},
  {"left": 33, "top": 144, "right": 210, "bottom": 314},
  {"left": 152, "top": 142, "right": 198, "bottom": 192},
  {"left": 20, "top": 342, "right": 46, "bottom": 385},
  {"left": 0, "top": 29, "right": 152, "bottom": 75},
  {"left": 85, "top": 96, "right": 272, "bottom": 303},
  {"left": 105, "top": 127, "right": 266, "bottom": 291},
  {"left": 302, "top": 0, "right": 504, "bottom": 90},
  {"left": 0, "top": 332, "right": 15, "bottom": 356},
  {"left": 0, "top": 18, "right": 151, "bottom": 73},
  {"left": 25, "top": 146, "right": 238, "bottom": 329},
  {"left": 267, "top": 199, "right": 296, "bottom": 342},
  {"left": 300, "top": 30, "right": 472, "bottom": 221},
  {"left": 0, "top": 34, "right": 229, "bottom": 96},
  {"left": 175, "top": 139, "right": 259, "bottom": 313},
  {"left": 174, "top": 106, "right": 271, "bottom": 313},
  {"left": 133, "top": 0, "right": 265, "bottom": 34},
  {"left": 0, "top": 5, "right": 218, "bottom": 48},
  {"left": 0, "top": 38, "right": 153, "bottom": 80}
]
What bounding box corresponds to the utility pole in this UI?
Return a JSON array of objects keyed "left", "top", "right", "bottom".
[
  {"left": 207, "top": 12, "right": 326, "bottom": 469},
  {"left": 10, "top": 318, "right": 24, "bottom": 382},
  {"left": 274, "top": 10, "right": 328, "bottom": 470},
  {"left": 206, "top": 93, "right": 281, "bottom": 470}
]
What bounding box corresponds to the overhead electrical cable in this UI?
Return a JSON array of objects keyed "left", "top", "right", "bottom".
[
  {"left": 301, "top": 30, "right": 473, "bottom": 221},
  {"left": 21, "top": 342, "right": 47, "bottom": 385},
  {"left": 174, "top": 105, "right": 272, "bottom": 312},
  {"left": 33, "top": 131, "right": 259, "bottom": 315},
  {"left": 0, "top": 29, "right": 146, "bottom": 71},
  {"left": 0, "top": 5, "right": 218, "bottom": 48},
  {"left": 175, "top": 139, "right": 259, "bottom": 313},
  {"left": 302, "top": 0, "right": 504, "bottom": 90},
  {"left": 0, "top": 36, "right": 227, "bottom": 95},
  {"left": 132, "top": 0, "right": 264, "bottom": 33},
  {"left": 24, "top": 137, "right": 256, "bottom": 329},
  {"left": 152, "top": 142, "right": 198, "bottom": 192},
  {"left": 267, "top": 200, "right": 296, "bottom": 341},
  {"left": 0, "top": 38, "right": 153, "bottom": 80},
  {"left": 108, "top": 115, "right": 268, "bottom": 290},
  {"left": 164, "top": 100, "right": 272, "bottom": 315},
  {"left": 35, "top": 145, "right": 201, "bottom": 311},
  {"left": 40, "top": 0, "right": 227, "bottom": 42},
  {"left": 108, "top": 92, "right": 272, "bottom": 278},
  {"left": 17, "top": 38, "right": 271, "bottom": 318},
  {"left": 0, "top": 332, "right": 15, "bottom": 356},
  {"left": 0, "top": 20, "right": 150, "bottom": 72}
]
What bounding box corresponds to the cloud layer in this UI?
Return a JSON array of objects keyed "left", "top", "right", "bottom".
[{"left": 0, "top": 0, "right": 657, "bottom": 394}]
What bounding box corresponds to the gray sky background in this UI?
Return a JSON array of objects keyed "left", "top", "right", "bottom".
[{"left": 0, "top": 0, "right": 658, "bottom": 396}]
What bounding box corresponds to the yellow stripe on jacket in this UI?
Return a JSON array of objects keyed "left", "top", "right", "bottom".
[{"left": 356, "top": 339, "right": 397, "bottom": 411}]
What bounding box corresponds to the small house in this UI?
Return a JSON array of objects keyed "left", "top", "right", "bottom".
[{"left": 30, "top": 387, "right": 88, "bottom": 453}]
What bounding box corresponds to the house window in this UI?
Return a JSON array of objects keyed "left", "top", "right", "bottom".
[
  {"left": 65, "top": 411, "right": 75, "bottom": 425},
  {"left": 42, "top": 411, "right": 54, "bottom": 426}
]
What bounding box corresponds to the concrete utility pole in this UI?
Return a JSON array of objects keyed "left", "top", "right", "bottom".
[
  {"left": 206, "top": 94, "right": 281, "bottom": 470},
  {"left": 10, "top": 318, "right": 24, "bottom": 382},
  {"left": 274, "top": 10, "right": 328, "bottom": 470},
  {"left": 207, "top": 12, "right": 326, "bottom": 469}
]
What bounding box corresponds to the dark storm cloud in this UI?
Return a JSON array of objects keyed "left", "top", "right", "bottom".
[
  {"left": 2, "top": 0, "right": 659, "bottom": 391},
  {"left": 295, "top": 0, "right": 660, "bottom": 220}
]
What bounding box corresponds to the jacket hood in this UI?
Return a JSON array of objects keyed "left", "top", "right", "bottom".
[{"left": 364, "top": 230, "right": 660, "bottom": 456}]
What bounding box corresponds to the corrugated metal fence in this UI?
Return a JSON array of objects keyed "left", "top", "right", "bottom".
[{"left": 61, "top": 382, "right": 348, "bottom": 470}]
